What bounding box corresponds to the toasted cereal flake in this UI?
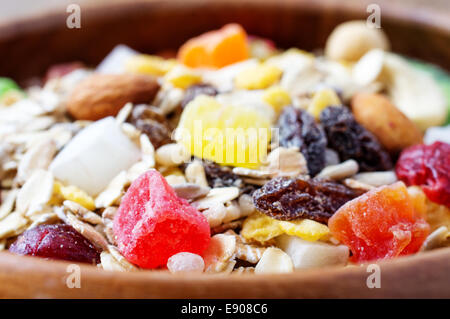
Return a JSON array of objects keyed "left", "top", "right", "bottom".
[
  {"left": 235, "top": 64, "right": 282, "bottom": 90},
  {"left": 316, "top": 159, "right": 359, "bottom": 180},
  {"left": 155, "top": 143, "right": 190, "bottom": 167},
  {"left": 202, "top": 203, "right": 227, "bottom": 228},
  {"left": 16, "top": 139, "right": 57, "bottom": 184},
  {"left": 241, "top": 213, "right": 283, "bottom": 243},
  {"left": 192, "top": 187, "right": 240, "bottom": 211},
  {"left": 16, "top": 169, "right": 54, "bottom": 214},
  {"left": 0, "top": 211, "right": 28, "bottom": 239},
  {"left": 235, "top": 242, "right": 267, "bottom": 264},
  {"left": 262, "top": 86, "right": 291, "bottom": 113},
  {"left": 139, "top": 133, "right": 155, "bottom": 168},
  {"left": 211, "top": 220, "right": 244, "bottom": 235},
  {"left": 184, "top": 160, "right": 209, "bottom": 187},
  {"left": 222, "top": 201, "right": 242, "bottom": 224},
  {"left": 238, "top": 194, "right": 256, "bottom": 217},
  {"left": 232, "top": 266, "right": 255, "bottom": 274},
  {"left": 172, "top": 183, "right": 210, "bottom": 201},
  {"left": 0, "top": 189, "right": 18, "bottom": 220},
  {"left": 265, "top": 147, "right": 308, "bottom": 177},
  {"left": 27, "top": 212, "right": 58, "bottom": 229},
  {"left": 421, "top": 226, "right": 450, "bottom": 251},
  {"left": 203, "top": 234, "right": 236, "bottom": 273},
  {"left": 102, "top": 207, "right": 117, "bottom": 245},
  {"left": 0, "top": 239, "right": 6, "bottom": 250},
  {"left": 307, "top": 88, "right": 341, "bottom": 119},
  {"left": 343, "top": 178, "right": 375, "bottom": 191},
  {"left": 54, "top": 182, "right": 95, "bottom": 211},
  {"left": 254, "top": 247, "right": 293, "bottom": 274},
  {"left": 352, "top": 171, "right": 397, "bottom": 187},
  {"left": 167, "top": 252, "right": 205, "bottom": 274},
  {"left": 232, "top": 167, "right": 272, "bottom": 179},
  {"left": 115, "top": 102, "right": 133, "bottom": 124},
  {"left": 95, "top": 171, "right": 129, "bottom": 208},
  {"left": 165, "top": 174, "right": 187, "bottom": 186},
  {"left": 222, "top": 260, "right": 237, "bottom": 274},
  {"left": 56, "top": 209, "right": 108, "bottom": 251},
  {"left": 101, "top": 251, "right": 127, "bottom": 271},
  {"left": 107, "top": 245, "right": 138, "bottom": 271},
  {"left": 63, "top": 200, "right": 102, "bottom": 225}
]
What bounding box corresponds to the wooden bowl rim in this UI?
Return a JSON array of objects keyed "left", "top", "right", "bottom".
[
  {"left": 0, "top": 0, "right": 449, "bottom": 41},
  {"left": 0, "top": 0, "right": 449, "bottom": 297}
]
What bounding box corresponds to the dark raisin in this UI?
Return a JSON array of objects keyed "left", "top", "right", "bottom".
[
  {"left": 277, "top": 106, "right": 327, "bottom": 176},
  {"left": 252, "top": 176, "right": 364, "bottom": 224},
  {"left": 128, "top": 104, "right": 172, "bottom": 148},
  {"left": 9, "top": 224, "right": 101, "bottom": 264},
  {"left": 202, "top": 160, "right": 244, "bottom": 188},
  {"left": 181, "top": 84, "right": 218, "bottom": 108},
  {"left": 320, "top": 106, "right": 393, "bottom": 172}
]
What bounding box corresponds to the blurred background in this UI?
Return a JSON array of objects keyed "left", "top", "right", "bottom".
[{"left": 1, "top": 0, "right": 449, "bottom": 22}]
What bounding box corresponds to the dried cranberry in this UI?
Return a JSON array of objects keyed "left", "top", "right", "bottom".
[
  {"left": 181, "top": 84, "right": 218, "bottom": 108},
  {"left": 396, "top": 141, "right": 450, "bottom": 207},
  {"left": 128, "top": 104, "right": 172, "bottom": 148},
  {"left": 252, "top": 176, "right": 364, "bottom": 224},
  {"left": 320, "top": 106, "right": 393, "bottom": 172},
  {"left": 278, "top": 107, "right": 327, "bottom": 176},
  {"left": 9, "top": 224, "right": 100, "bottom": 264}
]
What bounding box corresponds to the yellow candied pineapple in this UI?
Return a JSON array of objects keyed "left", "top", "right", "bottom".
[
  {"left": 262, "top": 86, "right": 291, "bottom": 113},
  {"left": 234, "top": 63, "right": 282, "bottom": 90},
  {"left": 125, "top": 54, "right": 176, "bottom": 76},
  {"left": 165, "top": 65, "right": 202, "bottom": 89},
  {"left": 241, "top": 212, "right": 330, "bottom": 243},
  {"left": 175, "top": 95, "right": 271, "bottom": 169},
  {"left": 51, "top": 181, "right": 95, "bottom": 211},
  {"left": 278, "top": 220, "right": 330, "bottom": 241},
  {"left": 307, "top": 88, "right": 341, "bottom": 119},
  {"left": 241, "top": 213, "right": 283, "bottom": 242}
]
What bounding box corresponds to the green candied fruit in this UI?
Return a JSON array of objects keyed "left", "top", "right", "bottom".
[{"left": 0, "top": 77, "right": 21, "bottom": 97}]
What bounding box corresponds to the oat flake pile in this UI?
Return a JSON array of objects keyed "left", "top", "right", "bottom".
[{"left": 0, "top": 22, "right": 449, "bottom": 274}]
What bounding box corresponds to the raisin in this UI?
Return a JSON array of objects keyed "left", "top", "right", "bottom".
[
  {"left": 202, "top": 160, "right": 244, "bottom": 188},
  {"left": 252, "top": 176, "right": 364, "bottom": 224},
  {"left": 396, "top": 141, "right": 450, "bottom": 207},
  {"left": 128, "top": 104, "right": 172, "bottom": 148},
  {"left": 9, "top": 224, "right": 100, "bottom": 264},
  {"left": 277, "top": 106, "right": 327, "bottom": 176},
  {"left": 181, "top": 84, "right": 218, "bottom": 108},
  {"left": 320, "top": 106, "right": 392, "bottom": 172}
]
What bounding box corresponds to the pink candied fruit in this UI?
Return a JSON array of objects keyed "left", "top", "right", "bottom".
[
  {"left": 113, "top": 169, "right": 211, "bottom": 269},
  {"left": 396, "top": 141, "right": 450, "bottom": 208}
]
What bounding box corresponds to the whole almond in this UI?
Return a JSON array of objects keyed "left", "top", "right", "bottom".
[
  {"left": 351, "top": 93, "right": 422, "bottom": 154},
  {"left": 66, "top": 73, "right": 160, "bottom": 121}
]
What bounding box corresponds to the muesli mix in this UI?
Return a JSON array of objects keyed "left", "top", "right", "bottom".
[{"left": 0, "top": 22, "right": 449, "bottom": 274}]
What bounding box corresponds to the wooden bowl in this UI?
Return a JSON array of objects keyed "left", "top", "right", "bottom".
[{"left": 0, "top": 0, "right": 449, "bottom": 298}]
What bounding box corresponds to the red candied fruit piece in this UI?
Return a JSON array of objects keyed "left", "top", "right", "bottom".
[
  {"left": 396, "top": 141, "right": 450, "bottom": 208},
  {"left": 9, "top": 224, "right": 100, "bottom": 264},
  {"left": 329, "top": 182, "right": 429, "bottom": 263},
  {"left": 113, "top": 169, "right": 210, "bottom": 269}
]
